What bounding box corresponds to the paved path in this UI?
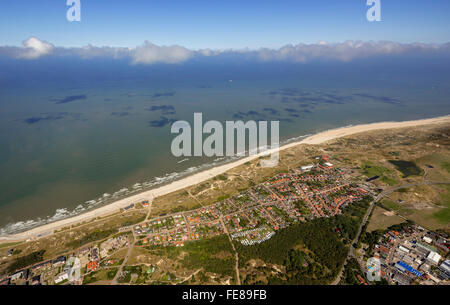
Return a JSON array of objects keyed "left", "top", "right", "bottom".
[
  {"left": 220, "top": 216, "right": 241, "bottom": 285},
  {"left": 111, "top": 204, "right": 153, "bottom": 284}
]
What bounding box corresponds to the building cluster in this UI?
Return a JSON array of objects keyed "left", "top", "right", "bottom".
[
  {"left": 231, "top": 226, "right": 275, "bottom": 246},
  {"left": 1, "top": 157, "right": 376, "bottom": 284},
  {"left": 133, "top": 161, "right": 373, "bottom": 248},
  {"left": 370, "top": 225, "right": 449, "bottom": 285},
  {"left": 99, "top": 234, "right": 129, "bottom": 258},
  {"left": 1, "top": 234, "right": 130, "bottom": 285},
  {"left": 0, "top": 255, "right": 67, "bottom": 285}
]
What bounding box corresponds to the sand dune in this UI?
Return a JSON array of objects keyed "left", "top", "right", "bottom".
[{"left": 1, "top": 115, "right": 449, "bottom": 242}]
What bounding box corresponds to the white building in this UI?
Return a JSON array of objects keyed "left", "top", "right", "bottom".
[
  {"left": 427, "top": 251, "right": 441, "bottom": 265},
  {"left": 399, "top": 245, "right": 410, "bottom": 253},
  {"left": 423, "top": 236, "right": 433, "bottom": 244},
  {"left": 54, "top": 272, "right": 69, "bottom": 284},
  {"left": 11, "top": 271, "right": 22, "bottom": 281},
  {"left": 300, "top": 165, "right": 314, "bottom": 171}
]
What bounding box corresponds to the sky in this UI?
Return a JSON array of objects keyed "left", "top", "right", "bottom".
[{"left": 1, "top": 0, "right": 450, "bottom": 49}]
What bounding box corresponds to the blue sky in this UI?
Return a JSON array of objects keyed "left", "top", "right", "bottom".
[{"left": 1, "top": 0, "right": 450, "bottom": 49}]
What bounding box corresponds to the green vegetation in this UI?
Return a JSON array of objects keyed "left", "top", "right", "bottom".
[
  {"left": 0, "top": 242, "right": 22, "bottom": 249},
  {"left": 236, "top": 218, "right": 347, "bottom": 283},
  {"left": 236, "top": 196, "right": 372, "bottom": 284},
  {"left": 7, "top": 250, "right": 46, "bottom": 273},
  {"left": 83, "top": 271, "right": 99, "bottom": 284},
  {"left": 121, "top": 215, "right": 146, "bottom": 227},
  {"left": 148, "top": 235, "right": 234, "bottom": 277},
  {"left": 170, "top": 205, "right": 187, "bottom": 213},
  {"left": 441, "top": 162, "right": 450, "bottom": 174},
  {"left": 119, "top": 265, "right": 142, "bottom": 283},
  {"left": 106, "top": 269, "right": 118, "bottom": 280},
  {"left": 341, "top": 258, "right": 365, "bottom": 285},
  {"left": 388, "top": 160, "right": 422, "bottom": 178},
  {"left": 360, "top": 221, "right": 412, "bottom": 259},
  {"left": 216, "top": 195, "right": 231, "bottom": 202},
  {"left": 362, "top": 162, "right": 397, "bottom": 185},
  {"left": 293, "top": 199, "right": 311, "bottom": 216},
  {"left": 433, "top": 184, "right": 450, "bottom": 223},
  {"left": 379, "top": 199, "right": 400, "bottom": 211},
  {"left": 82, "top": 268, "right": 117, "bottom": 284},
  {"left": 334, "top": 196, "right": 373, "bottom": 243},
  {"left": 66, "top": 229, "right": 118, "bottom": 249},
  {"left": 181, "top": 236, "right": 234, "bottom": 276}
]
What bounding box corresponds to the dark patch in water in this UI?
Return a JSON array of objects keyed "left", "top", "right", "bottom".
[
  {"left": 232, "top": 111, "right": 264, "bottom": 120},
  {"left": 151, "top": 91, "right": 176, "bottom": 99},
  {"left": 262, "top": 108, "right": 279, "bottom": 115},
  {"left": 149, "top": 116, "right": 178, "bottom": 127},
  {"left": 53, "top": 95, "right": 87, "bottom": 104},
  {"left": 148, "top": 105, "right": 176, "bottom": 115},
  {"left": 110, "top": 112, "right": 131, "bottom": 117},
  {"left": 354, "top": 93, "right": 403, "bottom": 105},
  {"left": 23, "top": 112, "right": 84, "bottom": 124}
]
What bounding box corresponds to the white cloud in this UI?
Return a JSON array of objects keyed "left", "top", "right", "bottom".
[
  {"left": 17, "top": 37, "right": 54, "bottom": 59},
  {"left": 57, "top": 44, "right": 131, "bottom": 59},
  {"left": 131, "top": 41, "right": 193, "bottom": 64},
  {"left": 254, "top": 41, "right": 437, "bottom": 63},
  {"left": 1, "top": 37, "right": 449, "bottom": 64}
]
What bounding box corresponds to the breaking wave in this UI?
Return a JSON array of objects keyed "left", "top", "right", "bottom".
[{"left": 0, "top": 133, "right": 310, "bottom": 236}]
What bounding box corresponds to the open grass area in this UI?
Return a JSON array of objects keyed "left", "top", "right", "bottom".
[
  {"left": 441, "top": 162, "right": 450, "bottom": 174},
  {"left": 361, "top": 161, "right": 398, "bottom": 186},
  {"left": 388, "top": 160, "right": 422, "bottom": 178},
  {"left": 432, "top": 184, "right": 450, "bottom": 224},
  {"left": 0, "top": 241, "right": 22, "bottom": 249},
  {"left": 366, "top": 206, "right": 404, "bottom": 232},
  {"left": 377, "top": 184, "right": 450, "bottom": 231},
  {"left": 83, "top": 268, "right": 117, "bottom": 285},
  {"left": 379, "top": 199, "right": 401, "bottom": 211}
]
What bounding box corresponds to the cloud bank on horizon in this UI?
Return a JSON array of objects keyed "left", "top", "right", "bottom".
[{"left": 2, "top": 37, "right": 450, "bottom": 65}]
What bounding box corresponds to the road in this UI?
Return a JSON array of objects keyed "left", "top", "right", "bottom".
[
  {"left": 110, "top": 228, "right": 136, "bottom": 284},
  {"left": 331, "top": 180, "right": 450, "bottom": 285},
  {"left": 220, "top": 216, "right": 241, "bottom": 285},
  {"left": 110, "top": 202, "right": 153, "bottom": 285}
]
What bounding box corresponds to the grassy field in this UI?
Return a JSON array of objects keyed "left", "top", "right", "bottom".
[
  {"left": 432, "top": 184, "right": 450, "bottom": 224},
  {"left": 378, "top": 184, "right": 450, "bottom": 231},
  {"left": 388, "top": 160, "right": 423, "bottom": 178},
  {"left": 366, "top": 206, "right": 404, "bottom": 232},
  {"left": 0, "top": 241, "right": 22, "bottom": 249},
  {"left": 361, "top": 161, "right": 398, "bottom": 186}
]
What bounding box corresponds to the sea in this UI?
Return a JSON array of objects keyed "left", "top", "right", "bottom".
[{"left": 0, "top": 54, "right": 449, "bottom": 235}]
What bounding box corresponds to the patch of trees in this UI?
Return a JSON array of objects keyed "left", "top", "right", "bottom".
[
  {"left": 341, "top": 257, "right": 364, "bottom": 285},
  {"left": 7, "top": 250, "right": 45, "bottom": 273},
  {"left": 333, "top": 196, "right": 371, "bottom": 243},
  {"left": 66, "top": 228, "right": 118, "bottom": 249},
  {"left": 236, "top": 196, "right": 373, "bottom": 284},
  {"left": 236, "top": 217, "right": 348, "bottom": 284},
  {"left": 179, "top": 236, "right": 235, "bottom": 277}
]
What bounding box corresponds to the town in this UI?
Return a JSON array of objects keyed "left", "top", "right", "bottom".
[
  {"left": 363, "top": 224, "right": 449, "bottom": 285},
  {"left": 1, "top": 155, "right": 448, "bottom": 285}
]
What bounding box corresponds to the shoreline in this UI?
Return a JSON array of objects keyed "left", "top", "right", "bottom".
[{"left": 1, "top": 115, "right": 449, "bottom": 242}]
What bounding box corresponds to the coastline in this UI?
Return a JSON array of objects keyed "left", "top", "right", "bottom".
[{"left": 2, "top": 115, "right": 449, "bottom": 242}]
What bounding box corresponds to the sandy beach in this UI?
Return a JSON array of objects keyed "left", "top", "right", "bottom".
[{"left": 2, "top": 115, "right": 449, "bottom": 242}]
